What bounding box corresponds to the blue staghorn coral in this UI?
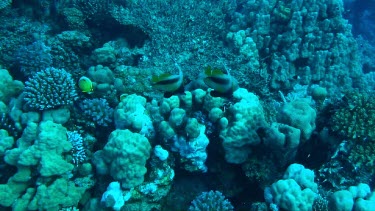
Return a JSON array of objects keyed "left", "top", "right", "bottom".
[{"left": 80, "top": 98, "right": 113, "bottom": 126}]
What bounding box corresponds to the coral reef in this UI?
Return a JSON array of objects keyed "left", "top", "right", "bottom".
[
  {"left": 348, "top": 140, "right": 375, "bottom": 176},
  {"left": 24, "top": 67, "right": 78, "bottom": 110},
  {"left": 0, "top": 121, "right": 89, "bottom": 210},
  {"left": 93, "top": 129, "right": 151, "bottom": 189},
  {"left": 80, "top": 98, "right": 113, "bottom": 127},
  {"left": 265, "top": 164, "right": 318, "bottom": 211},
  {"left": 16, "top": 41, "right": 52, "bottom": 76},
  {"left": 189, "top": 190, "right": 234, "bottom": 211},
  {"left": 330, "top": 90, "right": 375, "bottom": 141},
  {"left": 278, "top": 99, "right": 316, "bottom": 141}
]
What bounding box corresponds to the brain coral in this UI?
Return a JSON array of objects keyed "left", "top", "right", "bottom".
[{"left": 24, "top": 67, "right": 78, "bottom": 110}]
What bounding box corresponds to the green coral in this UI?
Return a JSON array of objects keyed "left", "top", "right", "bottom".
[
  {"left": 0, "top": 129, "right": 14, "bottom": 156},
  {"left": 242, "top": 155, "right": 278, "bottom": 188},
  {"left": 0, "top": 69, "right": 24, "bottom": 103},
  {"left": 349, "top": 141, "right": 375, "bottom": 175},
  {"left": 11, "top": 121, "right": 74, "bottom": 176},
  {"left": 330, "top": 91, "right": 375, "bottom": 141},
  {"left": 27, "top": 178, "right": 86, "bottom": 210},
  {"left": 60, "top": 8, "right": 87, "bottom": 30},
  {"left": 94, "top": 129, "right": 151, "bottom": 189}
]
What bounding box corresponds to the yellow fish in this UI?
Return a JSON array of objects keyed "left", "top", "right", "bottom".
[
  {"left": 203, "top": 66, "right": 238, "bottom": 94},
  {"left": 78, "top": 76, "right": 93, "bottom": 93},
  {"left": 151, "top": 68, "right": 183, "bottom": 93}
]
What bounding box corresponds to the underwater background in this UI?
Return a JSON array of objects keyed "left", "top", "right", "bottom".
[{"left": 0, "top": 0, "right": 375, "bottom": 210}]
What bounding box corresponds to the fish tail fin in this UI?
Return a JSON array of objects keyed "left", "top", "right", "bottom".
[{"left": 173, "top": 59, "right": 183, "bottom": 78}]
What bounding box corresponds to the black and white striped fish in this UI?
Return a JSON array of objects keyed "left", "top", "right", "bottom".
[
  {"left": 203, "top": 66, "right": 238, "bottom": 95},
  {"left": 151, "top": 68, "right": 183, "bottom": 93}
]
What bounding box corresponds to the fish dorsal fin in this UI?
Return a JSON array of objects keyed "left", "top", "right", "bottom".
[
  {"left": 205, "top": 66, "right": 225, "bottom": 76},
  {"left": 151, "top": 73, "right": 173, "bottom": 83}
]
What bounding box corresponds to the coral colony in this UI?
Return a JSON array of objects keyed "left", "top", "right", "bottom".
[{"left": 0, "top": 0, "right": 375, "bottom": 210}]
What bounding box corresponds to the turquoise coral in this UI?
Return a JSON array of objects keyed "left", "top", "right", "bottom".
[
  {"left": 6, "top": 121, "right": 73, "bottom": 177},
  {"left": 0, "top": 121, "right": 86, "bottom": 209},
  {"left": 26, "top": 178, "right": 86, "bottom": 210},
  {"left": 93, "top": 129, "right": 151, "bottom": 189},
  {"left": 220, "top": 88, "right": 267, "bottom": 164},
  {"left": 0, "top": 69, "right": 24, "bottom": 104}
]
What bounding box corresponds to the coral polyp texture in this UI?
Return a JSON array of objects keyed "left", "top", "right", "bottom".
[
  {"left": 80, "top": 98, "right": 114, "bottom": 126},
  {"left": 16, "top": 41, "right": 53, "bottom": 76},
  {"left": 330, "top": 90, "right": 375, "bottom": 141},
  {"left": 189, "top": 190, "right": 234, "bottom": 211},
  {"left": 0, "top": 0, "right": 375, "bottom": 210},
  {"left": 67, "top": 131, "right": 86, "bottom": 165},
  {"left": 24, "top": 67, "right": 78, "bottom": 110}
]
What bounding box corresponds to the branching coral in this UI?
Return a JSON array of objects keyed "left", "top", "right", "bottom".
[
  {"left": 67, "top": 131, "right": 86, "bottom": 165},
  {"left": 189, "top": 190, "right": 234, "bottom": 211},
  {"left": 80, "top": 98, "right": 113, "bottom": 126},
  {"left": 24, "top": 67, "right": 78, "bottom": 110},
  {"left": 16, "top": 41, "right": 52, "bottom": 76},
  {"left": 348, "top": 141, "right": 375, "bottom": 176}
]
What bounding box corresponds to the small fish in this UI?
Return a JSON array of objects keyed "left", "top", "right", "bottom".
[
  {"left": 203, "top": 66, "right": 238, "bottom": 95},
  {"left": 78, "top": 76, "right": 94, "bottom": 93},
  {"left": 151, "top": 68, "right": 183, "bottom": 93}
]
